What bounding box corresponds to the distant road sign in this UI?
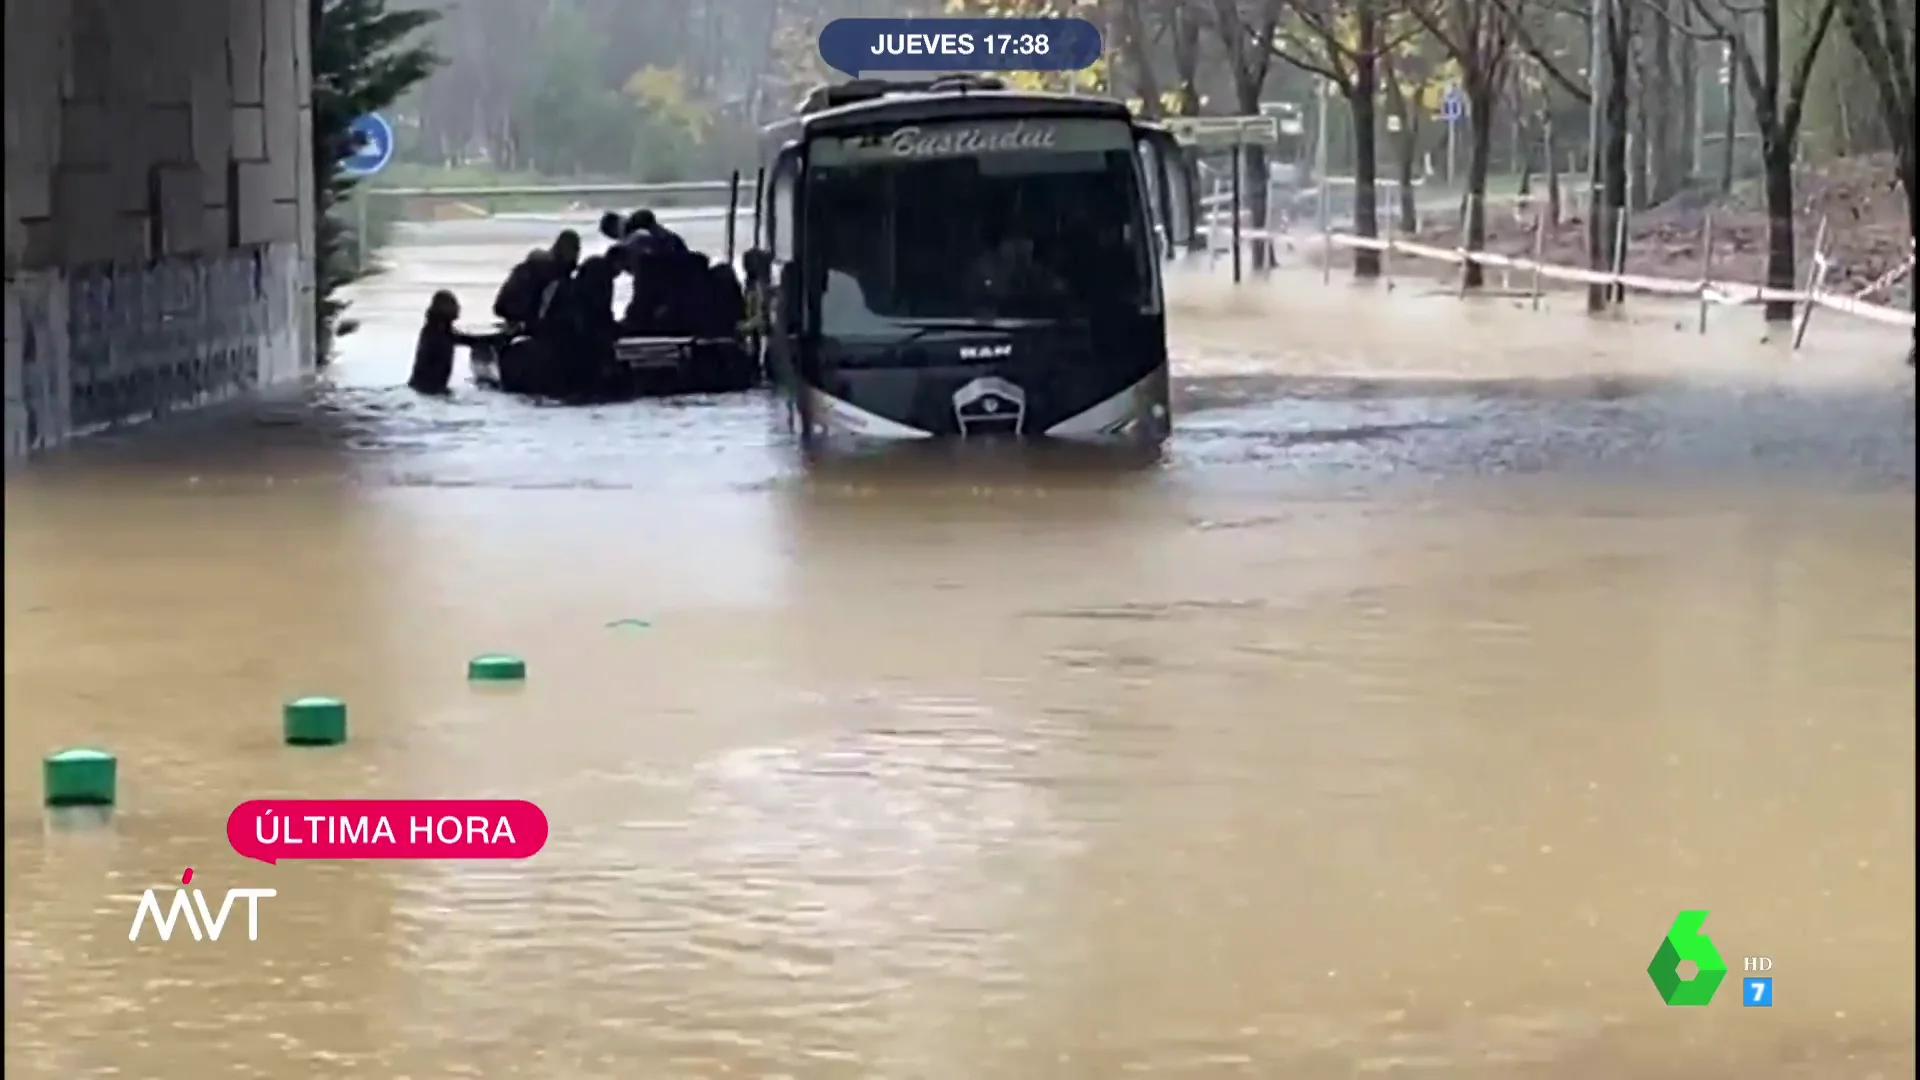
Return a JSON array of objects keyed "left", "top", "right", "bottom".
[
  {"left": 1439, "top": 85, "right": 1466, "bottom": 123},
  {"left": 1166, "top": 115, "right": 1280, "bottom": 149},
  {"left": 342, "top": 113, "right": 395, "bottom": 178}
]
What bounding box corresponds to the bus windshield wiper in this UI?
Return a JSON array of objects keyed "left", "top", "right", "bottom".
[{"left": 871, "top": 320, "right": 1032, "bottom": 349}]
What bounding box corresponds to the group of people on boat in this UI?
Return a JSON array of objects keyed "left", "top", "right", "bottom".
[{"left": 409, "top": 208, "right": 751, "bottom": 396}]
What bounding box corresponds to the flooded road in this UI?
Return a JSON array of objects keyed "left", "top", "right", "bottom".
[{"left": 6, "top": 220, "right": 1914, "bottom": 1078}]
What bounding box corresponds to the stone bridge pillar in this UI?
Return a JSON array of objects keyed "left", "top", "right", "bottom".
[{"left": 4, "top": 0, "right": 316, "bottom": 458}]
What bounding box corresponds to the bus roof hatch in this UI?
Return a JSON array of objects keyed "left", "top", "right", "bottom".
[{"left": 800, "top": 76, "right": 1010, "bottom": 114}]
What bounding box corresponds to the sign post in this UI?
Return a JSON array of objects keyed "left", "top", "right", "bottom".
[
  {"left": 341, "top": 113, "right": 395, "bottom": 272},
  {"left": 1314, "top": 81, "right": 1331, "bottom": 237},
  {"left": 1440, "top": 86, "right": 1465, "bottom": 188}
]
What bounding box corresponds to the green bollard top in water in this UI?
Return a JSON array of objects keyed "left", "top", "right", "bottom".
[
  {"left": 44, "top": 747, "right": 119, "bottom": 807},
  {"left": 468, "top": 654, "right": 527, "bottom": 681},
  {"left": 283, "top": 696, "right": 349, "bottom": 746}
]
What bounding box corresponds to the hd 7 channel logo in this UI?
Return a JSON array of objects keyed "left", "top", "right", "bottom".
[{"left": 1648, "top": 910, "right": 1774, "bottom": 1007}]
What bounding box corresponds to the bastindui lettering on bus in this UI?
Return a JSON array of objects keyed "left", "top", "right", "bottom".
[{"left": 885, "top": 122, "right": 1056, "bottom": 158}]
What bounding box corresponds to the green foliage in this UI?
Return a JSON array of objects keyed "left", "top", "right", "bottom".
[
  {"left": 498, "top": 15, "right": 731, "bottom": 184},
  {"left": 311, "top": 0, "right": 440, "bottom": 363},
  {"left": 509, "top": 8, "right": 637, "bottom": 176}
]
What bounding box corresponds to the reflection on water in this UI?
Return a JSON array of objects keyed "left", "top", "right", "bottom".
[{"left": 4, "top": 243, "right": 1914, "bottom": 1078}]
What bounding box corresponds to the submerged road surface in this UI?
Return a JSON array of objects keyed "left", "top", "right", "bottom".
[{"left": 5, "top": 221, "right": 1914, "bottom": 1079}]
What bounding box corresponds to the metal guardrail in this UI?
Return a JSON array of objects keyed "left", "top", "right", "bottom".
[
  {"left": 349, "top": 178, "right": 748, "bottom": 272},
  {"left": 364, "top": 181, "right": 737, "bottom": 200}
]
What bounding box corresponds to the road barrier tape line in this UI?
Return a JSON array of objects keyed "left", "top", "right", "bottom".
[
  {"left": 1810, "top": 290, "right": 1916, "bottom": 327},
  {"left": 1850, "top": 256, "right": 1914, "bottom": 301},
  {"left": 1196, "top": 225, "right": 1915, "bottom": 329}
]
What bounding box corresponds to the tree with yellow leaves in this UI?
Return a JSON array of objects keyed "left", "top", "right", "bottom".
[
  {"left": 625, "top": 66, "right": 714, "bottom": 144},
  {"left": 1271, "top": 0, "right": 1436, "bottom": 275},
  {"left": 941, "top": 0, "right": 1112, "bottom": 93},
  {"left": 1402, "top": 0, "right": 1519, "bottom": 288},
  {"left": 1379, "top": 19, "right": 1460, "bottom": 232},
  {"left": 767, "top": 8, "right": 832, "bottom": 115}
]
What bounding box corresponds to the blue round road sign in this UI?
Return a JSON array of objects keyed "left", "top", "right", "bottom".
[
  {"left": 342, "top": 113, "right": 395, "bottom": 177},
  {"left": 1439, "top": 86, "right": 1466, "bottom": 122}
]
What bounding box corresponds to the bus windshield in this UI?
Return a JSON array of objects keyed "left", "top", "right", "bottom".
[{"left": 802, "top": 117, "right": 1158, "bottom": 335}]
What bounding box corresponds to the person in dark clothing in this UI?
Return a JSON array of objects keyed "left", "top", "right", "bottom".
[
  {"left": 623, "top": 208, "right": 687, "bottom": 254},
  {"left": 618, "top": 248, "right": 671, "bottom": 335},
  {"left": 550, "top": 229, "right": 583, "bottom": 270},
  {"left": 493, "top": 248, "right": 555, "bottom": 326},
  {"left": 541, "top": 254, "right": 622, "bottom": 397},
  {"left": 567, "top": 254, "right": 622, "bottom": 339},
  {"left": 632, "top": 249, "right": 701, "bottom": 334},
  {"left": 660, "top": 250, "right": 712, "bottom": 336},
  {"left": 410, "top": 290, "right": 483, "bottom": 395},
  {"left": 527, "top": 230, "right": 585, "bottom": 331},
  {"left": 707, "top": 262, "right": 746, "bottom": 338},
  {"left": 599, "top": 208, "right": 680, "bottom": 271},
  {"left": 492, "top": 230, "right": 583, "bottom": 327}
]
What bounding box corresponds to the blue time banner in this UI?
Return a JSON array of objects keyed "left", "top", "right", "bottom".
[{"left": 818, "top": 18, "right": 1104, "bottom": 77}]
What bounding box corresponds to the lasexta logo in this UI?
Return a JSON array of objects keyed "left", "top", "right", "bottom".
[{"left": 1648, "top": 909, "right": 1728, "bottom": 1005}]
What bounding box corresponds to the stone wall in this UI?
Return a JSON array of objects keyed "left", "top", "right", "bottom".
[{"left": 3, "top": 0, "right": 315, "bottom": 459}]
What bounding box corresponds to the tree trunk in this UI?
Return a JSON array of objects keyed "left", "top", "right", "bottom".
[
  {"left": 1630, "top": 96, "right": 1651, "bottom": 209},
  {"left": 1233, "top": 78, "right": 1272, "bottom": 269},
  {"left": 1245, "top": 144, "right": 1272, "bottom": 269},
  {"left": 1117, "top": 0, "right": 1163, "bottom": 116},
  {"left": 1518, "top": 114, "right": 1535, "bottom": 194},
  {"left": 1629, "top": 21, "right": 1652, "bottom": 210},
  {"left": 1382, "top": 62, "right": 1420, "bottom": 232},
  {"left": 1510, "top": 100, "right": 1528, "bottom": 181},
  {"left": 1896, "top": 141, "right": 1912, "bottom": 317},
  {"left": 1350, "top": 8, "right": 1382, "bottom": 277},
  {"left": 1648, "top": 3, "right": 1683, "bottom": 202},
  {"left": 1834, "top": 0, "right": 1916, "bottom": 265},
  {"left": 1172, "top": 9, "right": 1202, "bottom": 116},
  {"left": 1589, "top": 0, "right": 1631, "bottom": 308},
  {"left": 1678, "top": 38, "right": 1699, "bottom": 185},
  {"left": 1462, "top": 83, "right": 1497, "bottom": 288},
  {"left": 1351, "top": 88, "right": 1382, "bottom": 276},
  {"left": 1544, "top": 107, "right": 1562, "bottom": 226},
  {"left": 1605, "top": 50, "right": 1631, "bottom": 302},
  {"left": 1720, "top": 38, "right": 1740, "bottom": 193},
  {"left": 1399, "top": 131, "right": 1420, "bottom": 232},
  {"left": 1759, "top": 139, "right": 1798, "bottom": 321}
]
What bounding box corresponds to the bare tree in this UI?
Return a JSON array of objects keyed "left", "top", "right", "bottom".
[
  {"left": 1115, "top": 0, "right": 1170, "bottom": 114},
  {"left": 1155, "top": 0, "right": 1209, "bottom": 113},
  {"left": 1689, "top": 0, "right": 1840, "bottom": 320},
  {"left": 1379, "top": 31, "right": 1446, "bottom": 232},
  {"left": 1406, "top": 0, "right": 1518, "bottom": 287},
  {"left": 1211, "top": 0, "right": 1287, "bottom": 267},
  {"left": 1272, "top": 0, "right": 1425, "bottom": 277},
  {"left": 1834, "top": 0, "right": 1915, "bottom": 318}
]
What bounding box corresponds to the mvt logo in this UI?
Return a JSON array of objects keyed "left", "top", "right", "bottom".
[{"left": 129, "top": 868, "right": 275, "bottom": 944}]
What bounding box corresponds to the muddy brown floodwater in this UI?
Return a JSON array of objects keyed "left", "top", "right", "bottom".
[{"left": 5, "top": 224, "right": 1915, "bottom": 1079}]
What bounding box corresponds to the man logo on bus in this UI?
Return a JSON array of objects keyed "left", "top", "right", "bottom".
[{"left": 1648, "top": 910, "right": 1728, "bottom": 1005}]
